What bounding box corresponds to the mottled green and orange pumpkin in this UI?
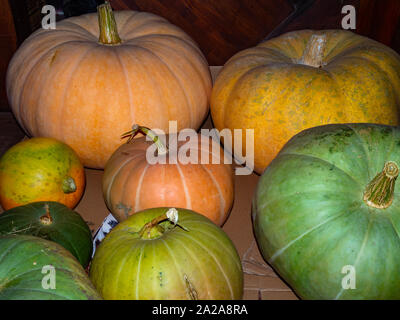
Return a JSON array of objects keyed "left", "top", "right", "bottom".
[
  {"left": 0, "top": 137, "right": 85, "bottom": 210},
  {"left": 211, "top": 29, "right": 400, "bottom": 174},
  {"left": 90, "top": 207, "right": 243, "bottom": 300},
  {"left": 6, "top": 2, "right": 212, "bottom": 168}
]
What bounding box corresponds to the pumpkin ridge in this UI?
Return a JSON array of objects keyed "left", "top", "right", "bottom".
[
  {"left": 281, "top": 152, "right": 362, "bottom": 187},
  {"left": 159, "top": 237, "right": 190, "bottom": 299},
  {"left": 268, "top": 206, "right": 357, "bottom": 264},
  {"left": 175, "top": 162, "right": 192, "bottom": 209},
  {"left": 175, "top": 231, "right": 236, "bottom": 299},
  {"left": 125, "top": 43, "right": 193, "bottom": 127},
  {"left": 334, "top": 214, "right": 373, "bottom": 300},
  {"left": 16, "top": 40, "right": 91, "bottom": 131},
  {"left": 105, "top": 153, "right": 144, "bottom": 208},
  {"left": 170, "top": 235, "right": 214, "bottom": 299},
  {"left": 200, "top": 163, "right": 225, "bottom": 225},
  {"left": 123, "top": 47, "right": 169, "bottom": 128},
  {"left": 130, "top": 44, "right": 195, "bottom": 127},
  {"left": 134, "top": 243, "right": 145, "bottom": 299},
  {"left": 54, "top": 44, "right": 96, "bottom": 140},
  {"left": 118, "top": 12, "right": 140, "bottom": 36},
  {"left": 179, "top": 226, "right": 242, "bottom": 271},
  {"left": 114, "top": 48, "right": 135, "bottom": 122},
  {"left": 134, "top": 163, "right": 150, "bottom": 212}
]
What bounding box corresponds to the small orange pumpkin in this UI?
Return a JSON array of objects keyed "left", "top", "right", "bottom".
[{"left": 102, "top": 125, "right": 234, "bottom": 226}]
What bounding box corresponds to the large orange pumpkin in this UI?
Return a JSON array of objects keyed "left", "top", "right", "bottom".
[
  {"left": 102, "top": 125, "right": 234, "bottom": 226},
  {"left": 211, "top": 29, "right": 400, "bottom": 174},
  {"left": 6, "top": 2, "right": 212, "bottom": 169}
]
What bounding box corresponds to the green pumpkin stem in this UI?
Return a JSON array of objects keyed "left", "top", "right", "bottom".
[
  {"left": 40, "top": 203, "right": 53, "bottom": 225},
  {"left": 62, "top": 177, "right": 77, "bottom": 194},
  {"left": 363, "top": 161, "right": 399, "bottom": 209},
  {"left": 98, "top": 1, "right": 122, "bottom": 45},
  {"left": 299, "top": 33, "right": 327, "bottom": 68},
  {"left": 138, "top": 208, "right": 182, "bottom": 239},
  {"left": 121, "top": 124, "right": 168, "bottom": 155}
]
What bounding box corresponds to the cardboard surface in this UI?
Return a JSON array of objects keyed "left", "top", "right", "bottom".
[{"left": 73, "top": 66, "right": 298, "bottom": 300}]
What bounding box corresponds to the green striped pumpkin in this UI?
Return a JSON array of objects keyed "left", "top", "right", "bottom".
[{"left": 90, "top": 207, "right": 243, "bottom": 299}]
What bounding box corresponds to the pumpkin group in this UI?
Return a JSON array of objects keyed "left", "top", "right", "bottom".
[
  {"left": 103, "top": 125, "right": 234, "bottom": 226},
  {"left": 211, "top": 29, "right": 400, "bottom": 174},
  {"left": 253, "top": 123, "right": 400, "bottom": 299},
  {"left": 0, "top": 137, "right": 85, "bottom": 210},
  {"left": 90, "top": 207, "right": 243, "bottom": 300},
  {"left": 6, "top": 3, "right": 212, "bottom": 168}
]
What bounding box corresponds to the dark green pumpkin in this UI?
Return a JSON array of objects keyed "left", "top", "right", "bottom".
[
  {"left": 253, "top": 123, "right": 400, "bottom": 300},
  {"left": 0, "top": 201, "right": 92, "bottom": 268},
  {"left": 0, "top": 235, "right": 101, "bottom": 300}
]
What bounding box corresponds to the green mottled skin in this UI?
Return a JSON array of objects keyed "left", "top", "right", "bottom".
[
  {"left": 90, "top": 207, "right": 243, "bottom": 300},
  {"left": 253, "top": 123, "right": 400, "bottom": 300},
  {"left": 0, "top": 137, "right": 85, "bottom": 209},
  {"left": 0, "top": 202, "right": 93, "bottom": 268},
  {"left": 0, "top": 235, "right": 101, "bottom": 300}
]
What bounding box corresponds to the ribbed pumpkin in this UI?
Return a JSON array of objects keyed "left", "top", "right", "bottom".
[
  {"left": 103, "top": 125, "right": 234, "bottom": 226},
  {"left": 211, "top": 29, "right": 400, "bottom": 174},
  {"left": 0, "top": 137, "right": 85, "bottom": 210},
  {"left": 6, "top": 2, "right": 212, "bottom": 169},
  {"left": 0, "top": 235, "right": 101, "bottom": 300},
  {"left": 253, "top": 123, "right": 400, "bottom": 299},
  {"left": 90, "top": 207, "right": 243, "bottom": 300},
  {"left": 0, "top": 201, "right": 93, "bottom": 268}
]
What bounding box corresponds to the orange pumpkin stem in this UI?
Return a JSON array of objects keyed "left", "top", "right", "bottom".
[
  {"left": 40, "top": 203, "right": 53, "bottom": 225},
  {"left": 363, "top": 161, "right": 399, "bottom": 209},
  {"left": 121, "top": 124, "right": 168, "bottom": 155},
  {"left": 98, "top": 1, "right": 122, "bottom": 45},
  {"left": 299, "top": 33, "right": 327, "bottom": 68}
]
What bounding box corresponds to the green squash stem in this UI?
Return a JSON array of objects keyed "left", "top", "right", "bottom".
[
  {"left": 138, "top": 208, "right": 186, "bottom": 239},
  {"left": 98, "top": 1, "right": 122, "bottom": 45},
  {"left": 121, "top": 124, "right": 168, "bottom": 156},
  {"left": 62, "top": 176, "right": 77, "bottom": 194},
  {"left": 363, "top": 161, "right": 399, "bottom": 209}
]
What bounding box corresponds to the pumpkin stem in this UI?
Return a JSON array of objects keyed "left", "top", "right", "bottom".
[
  {"left": 40, "top": 203, "right": 53, "bottom": 225},
  {"left": 62, "top": 176, "right": 77, "bottom": 194},
  {"left": 138, "top": 208, "right": 186, "bottom": 239},
  {"left": 98, "top": 1, "right": 122, "bottom": 45},
  {"left": 363, "top": 161, "right": 399, "bottom": 209},
  {"left": 121, "top": 124, "right": 168, "bottom": 156},
  {"left": 299, "top": 33, "right": 327, "bottom": 68}
]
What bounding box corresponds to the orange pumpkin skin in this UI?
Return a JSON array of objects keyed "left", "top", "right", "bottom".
[
  {"left": 6, "top": 10, "right": 212, "bottom": 169},
  {"left": 0, "top": 137, "right": 85, "bottom": 210},
  {"left": 211, "top": 29, "right": 400, "bottom": 174},
  {"left": 103, "top": 134, "right": 234, "bottom": 226}
]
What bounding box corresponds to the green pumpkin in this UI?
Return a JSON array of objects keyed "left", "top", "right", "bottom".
[
  {"left": 0, "top": 235, "right": 101, "bottom": 300},
  {"left": 253, "top": 123, "right": 400, "bottom": 300},
  {"left": 0, "top": 201, "right": 92, "bottom": 268},
  {"left": 90, "top": 207, "right": 243, "bottom": 300}
]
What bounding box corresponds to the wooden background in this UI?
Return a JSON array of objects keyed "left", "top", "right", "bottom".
[{"left": 1, "top": 0, "right": 400, "bottom": 111}]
